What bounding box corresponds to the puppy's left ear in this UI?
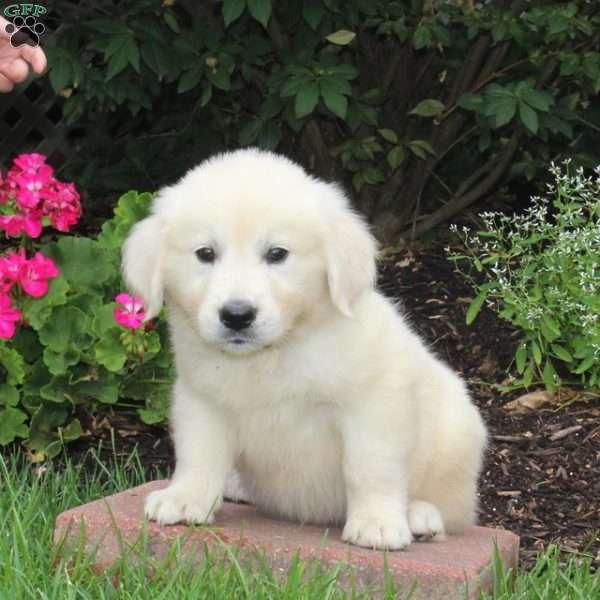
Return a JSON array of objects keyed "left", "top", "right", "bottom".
[
  {"left": 122, "top": 215, "right": 164, "bottom": 319},
  {"left": 324, "top": 193, "right": 378, "bottom": 317}
]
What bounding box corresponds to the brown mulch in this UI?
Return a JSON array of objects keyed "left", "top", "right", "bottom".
[{"left": 68, "top": 245, "right": 600, "bottom": 569}]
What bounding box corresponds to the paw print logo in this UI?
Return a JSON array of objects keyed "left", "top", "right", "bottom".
[{"left": 4, "top": 15, "right": 45, "bottom": 48}]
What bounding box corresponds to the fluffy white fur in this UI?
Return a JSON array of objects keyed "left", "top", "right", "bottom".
[{"left": 122, "top": 148, "right": 487, "bottom": 550}]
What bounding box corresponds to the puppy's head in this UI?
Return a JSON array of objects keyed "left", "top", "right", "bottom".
[{"left": 122, "top": 149, "right": 377, "bottom": 355}]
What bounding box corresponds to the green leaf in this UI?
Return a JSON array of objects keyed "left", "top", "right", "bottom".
[
  {"left": 387, "top": 146, "right": 406, "bottom": 170},
  {"left": 77, "top": 377, "right": 120, "bottom": 405},
  {"left": 522, "top": 89, "right": 553, "bottom": 112},
  {"left": 320, "top": 85, "right": 347, "bottom": 119},
  {"left": 60, "top": 418, "right": 82, "bottom": 442},
  {"left": 95, "top": 330, "right": 127, "bottom": 373},
  {"left": 223, "top": 0, "right": 246, "bottom": 27},
  {"left": 207, "top": 67, "right": 231, "bottom": 91},
  {"left": 49, "top": 57, "right": 73, "bottom": 92},
  {"left": 378, "top": 128, "right": 398, "bottom": 143},
  {"left": 573, "top": 354, "right": 596, "bottom": 374},
  {"left": 519, "top": 101, "right": 538, "bottom": 134},
  {"left": 413, "top": 25, "right": 431, "bottom": 49},
  {"left": 92, "top": 306, "right": 119, "bottom": 338},
  {"left": 103, "top": 32, "right": 139, "bottom": 77},
  {"left": 22, "top": 277, "right": 70, "bottom": 330},
  {"left": 550, "top": 344, "right": 572, "bottom": 363},
  {"left": 540, "top": 318, "right": 560, "bottom": 343},
  {"left": 248, "top": 0, "right": 271, "bottom": 28},
  {"left": 281, "top": 75, "right": 314, "bottom": 98},
  {"left": 319, "top": 77, "right": 352, "bottom": 96},
  {"left": 0, "top": 407, "right": 28, "bottom": 445},
  {"left": 45, "top": 237, "right": 114, "bottom": 291},
  {"left": 325, "top": 30, "right": 356, "bottom": 45},
  {"left": 28, "top": 403, "right": 68, "bottom": 453},
  {"left": 542, "top": 360, "right": 557, "bottom": 392},
  {"left": 39, "top": 306, "right": 91, "bottom": 353},
  {"left": 531, "top": 340, "right": 542, "bottom": 366},
  {"left": 40, "top": 376, "right": 74, "bottom": 404},
  {"left": 302, "top": 0, "right": 324, "bottom": 30},
  {"left": 487, "top": 97, "right": 517, "bottom": 127},
  {"left": 515, "top": 344, "right": 527, "bottom": 374},
  {"left": 43, "top": 348, "right": 80, "bottom": 376},
  {"left": 410, "top": 99, "right": 445, "bottom": 117},
  {"left": 466, "top": 289, "right": 488, "bottom": 325},
  {"left": 408, "top": 139, "right": 435, "bottom": 159},
  {"left": 0, "top": 384, "right": 19, "bottom": 407},
  {"left": 178, "top": 67, "right": 204, "bottom": 93},
  {"left": 164, "top": 11, "right": 180, "bottom": 33},
  {"left": 0, "top": 347, "right": 25, "bottom": 385},
  {"left": 88, "top": 19, "right": 130, "bottom": 35},
  {"left": 457, "top": 93, "right": 484, "bottom": 111},
  {"left": 294, "top": 83, "right": 319, "bottom": 119}
]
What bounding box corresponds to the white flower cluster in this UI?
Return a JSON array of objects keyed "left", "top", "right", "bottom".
[{"left": 448, "top": 159, "right": 600, "bottom": 385}]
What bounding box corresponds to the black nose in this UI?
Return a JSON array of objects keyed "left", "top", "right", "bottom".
[{"left": 219, "top": 301, "right": 257, "bottom": 331}]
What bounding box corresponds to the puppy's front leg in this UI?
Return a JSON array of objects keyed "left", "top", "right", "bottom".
[
  {"left": 340, "top": 407, "right": 413, "bottom": 550},
  {"left": 145, "top": 381, "right": 234, "bottom": 525}
]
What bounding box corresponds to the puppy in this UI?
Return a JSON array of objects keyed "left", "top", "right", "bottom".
[{"left": 122, "top": 149, "right": 487, "bottom": 550}]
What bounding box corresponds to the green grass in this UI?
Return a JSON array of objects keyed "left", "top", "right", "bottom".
[{"left": 0, "top": 449, "right": 597, "bottom": 600}]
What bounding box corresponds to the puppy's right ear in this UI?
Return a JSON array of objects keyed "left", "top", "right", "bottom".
[{"left": 122, "top": 215, "right": 163, "bottom": 319}]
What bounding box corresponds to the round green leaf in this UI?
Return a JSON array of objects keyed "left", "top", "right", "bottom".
[{"left": 0, "top": 407, "right": 28, "bottom": 445}]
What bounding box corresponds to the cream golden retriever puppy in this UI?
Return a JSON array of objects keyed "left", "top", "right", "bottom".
[{"left": 123, "top": 148, "right": 487, "bottom": 550}]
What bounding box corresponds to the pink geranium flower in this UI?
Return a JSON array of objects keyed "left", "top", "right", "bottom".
[
  {"left": 0, "top": 249, "right": 27, "bottom": 293},
  {"left": 42, "top": 181, "right": 81, "bottom": 232},
  {"left": 18, "top": 252, "right": 59, "bottom": 298},
  {"left": 0, "top": 153, "right": 80, "bottom": 238},
  {"left": 0, "top": 294, "right": 21, "bottom": 339},
  {"left": 0, "top": 212, "right": 43, "bottom": 238},
  {"left": 12, "top": 153, "right": 53, "bottom": 176},
  {"left": 114, "top": 293, "right": 146, "bottom": 329},
  {"left": 14, "top": 170, "right": 51, "bottom": 210}
]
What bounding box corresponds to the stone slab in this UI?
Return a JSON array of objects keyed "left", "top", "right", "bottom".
[{"left": 54, "top": 480, "right": 519, "bottom": 598}]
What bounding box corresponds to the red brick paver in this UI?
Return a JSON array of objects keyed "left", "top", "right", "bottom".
[{"left": 54, "top": 480, "right": 519, "bottom": 598}]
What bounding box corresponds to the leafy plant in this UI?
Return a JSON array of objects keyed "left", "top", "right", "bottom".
[
  {"left": 44, "top": 0, "right": 600, "bottom": 241},
  {"left": 448, "top": 160, "right": 600, "bottom": 392},
  {"left": 0, "top": 155, "right": 173, "bottom": 457}
]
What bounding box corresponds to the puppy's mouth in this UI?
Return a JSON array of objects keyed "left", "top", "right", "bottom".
[{"left": 221, "top": 333, "right": 260, "bottom": 352}]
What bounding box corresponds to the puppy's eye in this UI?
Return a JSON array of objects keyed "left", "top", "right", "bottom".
[
  {"left": 195, "top": 247, "right": 216, "bottom": 263},
  {"left": 265, "top": 246, "right": 289, "bottom": 264}
]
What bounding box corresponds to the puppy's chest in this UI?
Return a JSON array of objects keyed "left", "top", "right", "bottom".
[
  {"left": 235, "top": 401, "right": 341, "bottom": 465},
  {"left": 192, "top": 354, "right": 339, "bottom": 410}
]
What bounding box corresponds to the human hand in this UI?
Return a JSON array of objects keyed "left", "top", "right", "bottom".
[{"left": 0, "top": 15, "right": 47, "bottom": 92}]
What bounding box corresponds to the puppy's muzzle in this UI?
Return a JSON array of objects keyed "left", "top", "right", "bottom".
[{"left": 219, "top": 301, "right": 257, "bottom": 332}]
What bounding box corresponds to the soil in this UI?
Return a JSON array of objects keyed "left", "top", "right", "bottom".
[{"left": 67, "top": 244, "right": 600, "bottom": 569}]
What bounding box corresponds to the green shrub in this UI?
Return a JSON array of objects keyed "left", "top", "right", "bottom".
[
  {"left": 0, "top": 155, "right": 172, "bottom": 457},
  {"left": 448, "top": 160, "right": 600, "bottom": 392},
  {"left": 45, "top": 0, "right": 600, "bottom": 241}
]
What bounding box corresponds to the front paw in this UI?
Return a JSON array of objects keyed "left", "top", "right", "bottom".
[
  {"left": 144, "top": 484, "right": 222, "bottom": 525},
  {"left": 342, "top": 516, "right": 412, "bottom": 550}
]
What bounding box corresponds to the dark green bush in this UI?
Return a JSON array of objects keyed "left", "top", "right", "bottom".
[{"left": 46, "top": 0, "right": 600, "bottom": 241}]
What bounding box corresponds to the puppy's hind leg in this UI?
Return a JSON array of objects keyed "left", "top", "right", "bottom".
[
  {"left": 408, "top": 500, "right": 446, "bottom": 541},
  {"left": 223, "top": 470, "right": 252, "bottom": 504}
]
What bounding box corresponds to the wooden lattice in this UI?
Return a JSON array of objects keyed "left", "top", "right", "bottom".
[{"left": 0, "top": 76, "right": 71, "bottom": 171}]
